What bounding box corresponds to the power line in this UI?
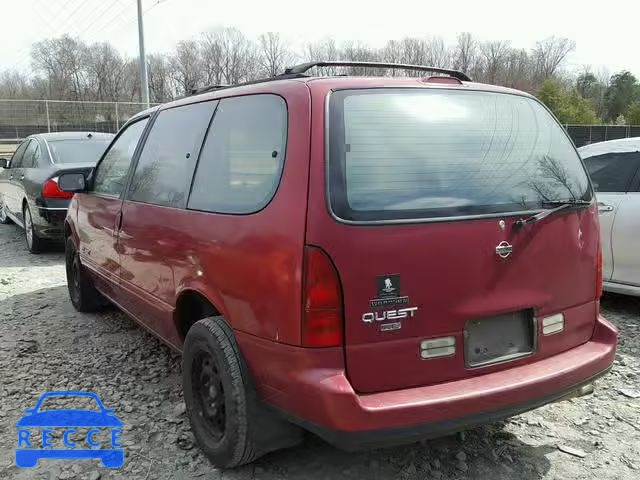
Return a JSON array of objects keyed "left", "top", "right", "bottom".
[
  {"left": 50, "top": 1, "right": 93, "bottom": 37},
  {"left": 44, "top": 0, "right": 80, "bottom": 29},
  {"left": 76, "top": 0, "right": 129, "bottom": 41},
  {"left": 82, "top": 0, "right": 172, "bottom": 48}
]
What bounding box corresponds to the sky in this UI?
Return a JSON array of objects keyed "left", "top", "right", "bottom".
[{"left": 1, "top": 0, "right": 640, "bottom": 78}]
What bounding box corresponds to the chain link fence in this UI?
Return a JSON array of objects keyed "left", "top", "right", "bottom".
[
  {"left": 0, "top": 99, "right": 157, "bottom": 143},
  {"left": 2, "top": 100, "right": 640, "bottom": 150},
  {"left": 565, "top": 124, "right": 640, "bottom": 148}
]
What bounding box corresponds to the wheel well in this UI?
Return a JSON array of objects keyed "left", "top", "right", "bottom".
[{"left": 175, "top": 291, "right": 220, "bottom": 341}]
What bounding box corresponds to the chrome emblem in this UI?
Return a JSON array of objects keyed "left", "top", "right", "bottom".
[
  {"left": 498, "top": 220, "right": 506, "bottom": 231},
  {"left": 495, "top": 241, "right": 513, "bottom": 259}
]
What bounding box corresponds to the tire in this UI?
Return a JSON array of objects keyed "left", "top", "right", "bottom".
[
  {"left": 183, "top": 317, "right": 301, "bottom": 468},
  {"left": 65, "top": 237, "right": 107, "bottom": 312},
  {"left": 23, "top": 203, "right": 44, "bottom": 253},
  {"left": 0, "top": 195, "right": 11, "bottom": 224}
]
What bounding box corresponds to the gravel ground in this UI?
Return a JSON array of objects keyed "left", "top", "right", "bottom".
[{"left": 0, "top": 222, "right": 638, "bottom": 480}]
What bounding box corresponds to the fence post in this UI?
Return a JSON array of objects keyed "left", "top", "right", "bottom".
[
  {"left": 115, "top": 102, "right": 120, "bottom": 131},
  {"left": 45, "top": 100, "right": 51, "bottom": 133}
]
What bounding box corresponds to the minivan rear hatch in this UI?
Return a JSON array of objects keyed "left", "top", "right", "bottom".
[{"left": 309, "top": 86, "right": 600, "bottom": 394}]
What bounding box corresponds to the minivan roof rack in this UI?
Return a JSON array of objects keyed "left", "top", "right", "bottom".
[{"left": 283, "top": 61, "right": 472, "bottom": 82}]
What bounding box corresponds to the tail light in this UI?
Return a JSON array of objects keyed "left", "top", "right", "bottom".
[
  {"left": 596, "top": 242, "right": 603, "bottom": 298},
  {"left": 302, "top": 246, "right": 344, "bottom": 347},
  {"left": 42, "top": 177, "right": 73, "bottom": 199}
]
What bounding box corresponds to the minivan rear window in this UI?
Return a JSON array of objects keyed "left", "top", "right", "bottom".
[{"left": 328, "top": 89, "right": 592, "bottom": 222}]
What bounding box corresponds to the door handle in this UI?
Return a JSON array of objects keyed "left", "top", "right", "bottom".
[
  {"left": 113, "top": 211, "right": 123, "bottom": 238},
  {"left": 597, "top": 202, "right": 614, "bottom": 213}
]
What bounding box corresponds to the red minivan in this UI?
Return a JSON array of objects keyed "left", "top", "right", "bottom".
[{"left": 60, "top": 62, "right": 618, "bottom": 468}]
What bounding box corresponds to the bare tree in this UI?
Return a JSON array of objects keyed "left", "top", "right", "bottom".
[
  {"left": 85, "top": 42, "right": 127, "bottom": 101},
  {"left": 400, "top": 37, "right": 427, "bottom": 74},
  {"left": 425, "top": 37, "right": 452, "bottom": 69},
  {"left": 454, "top": 33, "right": 477, "bottom": 74},
  {"left": 532, "top": 37, "right": 575, "bottom": 79},
  {"left": 479, "top": 40, "right": 510, "bottom": 84},
  {"left": 504, "top": 49, "right": 534, "bottom": 91},
  {"left": 341, "top": 41, "right": 380, "bottom": 75},
  {"left": 200, "top": 28, "right": 259, "bottom": 85},
  {"left": 258, "top": 32, "right": 293, "bottom": 77},
  {"left": 169, "top": 40, "right": 204, "bottom": 95},
  {"left": 147, "top": 54, "right": 173, "bottom": 103},
  {"left": 0, "top": 70, "right": 32, "bottom": 98},
  {"left": 32, "top": 35, "right": 89, "bottom": 100},
  {"left": 304, "top": 37, "right": 340, "bottom": 75}
]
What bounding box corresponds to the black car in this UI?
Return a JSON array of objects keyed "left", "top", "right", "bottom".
[{"left": 0, "top": 132, "right": 113, "bottom": 253}]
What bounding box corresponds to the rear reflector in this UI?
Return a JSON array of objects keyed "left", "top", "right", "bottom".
[
  {"left": 542, "top": 313, "right": 565, "bottom": 335},
  {"left": 420, "top": 336, "right": 456, "bottom": 359},
  {"left": 42, "top": 177, "right": 73, "bottom": 199},
  {"left": 302, "top": 246, "right": 343, "bottom": 347}
]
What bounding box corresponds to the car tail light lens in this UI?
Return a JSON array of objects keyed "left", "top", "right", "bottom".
[
  {"left": 42, "top": 177, "right": 73, "bottom": 199},
  {"left": 302, "top": 246, "right": 343, "bottom": 347},
  {"left": 596, "top": 242, "right": 603, "bottom": 298}
]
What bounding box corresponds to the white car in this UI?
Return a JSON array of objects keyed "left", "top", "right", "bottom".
[{"left": 579, "top": 138, "right": 640, "bottom": 296}]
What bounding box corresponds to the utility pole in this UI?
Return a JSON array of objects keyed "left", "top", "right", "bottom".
[{"left": 137, "top": 0, "right": 150, "bottom": 108}]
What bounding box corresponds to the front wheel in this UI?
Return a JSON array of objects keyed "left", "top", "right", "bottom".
[{"left": 0, "top": 196, "right": 11, "bottom": 224}]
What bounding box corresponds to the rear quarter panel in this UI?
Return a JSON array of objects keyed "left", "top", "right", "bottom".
[{"left": 138, "top": 82, "right": 312, "bottom": 347}]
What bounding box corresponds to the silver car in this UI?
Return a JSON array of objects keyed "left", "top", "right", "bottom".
[{"left": 579, "top": 138, "right": 640, "bottom": 296}]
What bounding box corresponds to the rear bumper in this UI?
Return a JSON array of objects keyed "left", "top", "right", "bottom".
[
  {"left": 33, "top": 206, "right": 67, "bottom": 239},
  {"left": 238, "top": 315, "right": 617, "bottom": 450}
]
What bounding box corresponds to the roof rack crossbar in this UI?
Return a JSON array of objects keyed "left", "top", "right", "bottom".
[{"left": 283, "top": 61, "right": 471, "bottom": 82}]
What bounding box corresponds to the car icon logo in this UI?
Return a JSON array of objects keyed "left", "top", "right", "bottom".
[
  {"left": 495, "top": 241, "right": 513, "bottom": 259},
  {"left": 15, "top": 391, "right": 124, "bottom": 468}
]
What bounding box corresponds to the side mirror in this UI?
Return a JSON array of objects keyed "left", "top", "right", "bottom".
[
  {"left": 0, "top": 158, "right": 9, "bottom": 169},
  {"left": 58, "top": 172, "right": 87, "bottom": 192}
]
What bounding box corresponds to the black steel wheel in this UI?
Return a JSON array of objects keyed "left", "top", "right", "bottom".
[
  {"left": 183, "top": 316, "right": 302, "bottom": 468},
  {"left": 193, "top": 351, "right": 227, "bottom": 441},
  {"left": 65, "top": 237, "right": 107, "bottom": 312}
]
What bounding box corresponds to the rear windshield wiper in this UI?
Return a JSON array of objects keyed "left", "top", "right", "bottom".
[{"left": 514, "top": 199, "right": 591, "bottom": 230}]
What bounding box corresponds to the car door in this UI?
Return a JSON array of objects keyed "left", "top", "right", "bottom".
[
  {"left": 609, "top": 158, "right": 640, "bottom": 286},
  {"left": 14, "top": 139, "right": 39, "bottom": 220},
  {"left": 116, "top": 101, "right": 216, "bottom": 343},
  {"left": 4, "top": 140, "right": 30, "bottom": 219},
  {"left": 76, "top": 117, "right": 150, "bottom": 301},
  {"left": 583, "top": 151, "right": 640, "bottom": 283}
]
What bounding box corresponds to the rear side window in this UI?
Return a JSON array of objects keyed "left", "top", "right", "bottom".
[
  {"left": 328, "top": 89, "right": 592, "bottom": 222},
  {"left": 128, "top": 101, "right": 217, "bottom": 208},
  {"left": 21, "top": 140, "right": 38, "bottom": 168},
  {"left": 188, "top": 95, "right": 287, "bottom": 214},
  {"left": 92, "top": 118, "right": 149, "bottom": 197},
  {"left": 582, "top": 152, "right": 640, "bottom": 193},
  {"left": 10, "top": 140, "right": 29, "bottom": 167}
]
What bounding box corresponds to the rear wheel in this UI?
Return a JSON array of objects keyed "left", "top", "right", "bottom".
[
  {"left": 183, "top": 317, "right": 301, "bottom": 468},
  {"left": 65, "top": 237, "right": 107, "bottom": 312},
  {"left": 23, "top": 203, "right": 43, "bottom": 253}
]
